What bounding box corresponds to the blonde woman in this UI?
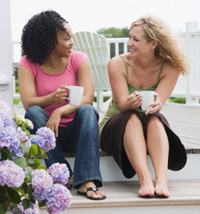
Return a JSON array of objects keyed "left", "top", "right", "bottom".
[{"left": 99, "top": 16, "right": 189, "bottom": 198}]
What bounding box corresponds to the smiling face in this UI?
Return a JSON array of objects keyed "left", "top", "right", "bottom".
[
  {"left": 52, "top": 23, "right": 74, "bottom": 58},
  {"left": 128, "top": 25, "right": 153, "bottom": 57}
]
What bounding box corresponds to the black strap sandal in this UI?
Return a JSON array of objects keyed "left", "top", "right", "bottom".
[{"left": 77, "top": 187, "right": 106, "bottom": 200}]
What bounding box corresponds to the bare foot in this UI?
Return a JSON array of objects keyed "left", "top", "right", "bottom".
[
  {"left": 138, "top": 176, "right": 154, "bottom": 197},
  {"left": 78, "top": 181, "right": 105, "bottom": 199},
  {"left": 155, "top": 177, "right": 170, "bottom": 198}
]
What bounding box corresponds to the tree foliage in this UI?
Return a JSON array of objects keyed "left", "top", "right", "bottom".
[
  {"left": 97, "top": 27, "right": 130, "bottom": 57},
  {"left": 97, "top": 27, "right": 129, "bottom": 38}
]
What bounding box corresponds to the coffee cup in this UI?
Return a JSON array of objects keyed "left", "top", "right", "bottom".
[
  {"left": 66, "top": 86, "right": 84, "bottom": 106},
  {"left": 140, "top": 91, "right": 155, "bottom": 111}
]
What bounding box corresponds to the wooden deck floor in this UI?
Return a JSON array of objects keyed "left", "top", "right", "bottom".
[
  {"left": 99, "top": 103, "right": 200, "bottom": 153},
  {"left": 14, "top": 103, "right": 200, "bottom": 153}
]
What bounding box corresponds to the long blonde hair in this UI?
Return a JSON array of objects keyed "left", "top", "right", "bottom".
[{"left": 130, "top": 16, "right": 189, "bottom": 75}]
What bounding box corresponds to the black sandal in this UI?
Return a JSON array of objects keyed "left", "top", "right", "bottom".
[{"left": 77, "top": 187, "right": 106, "bottom": 200}]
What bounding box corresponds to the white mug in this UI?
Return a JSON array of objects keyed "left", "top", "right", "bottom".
[
  {"left": 140, "top": 91, "right": 155, "bottom": 111},
  {"left": 66, "top": 86, "right": 84, "bottom": 106}
]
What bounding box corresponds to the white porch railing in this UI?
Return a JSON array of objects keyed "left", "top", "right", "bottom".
[{"left": 12, "top": 23, "right": 200, "bottom": 105}]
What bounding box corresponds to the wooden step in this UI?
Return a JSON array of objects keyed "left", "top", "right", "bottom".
[
  {"left": 65, "top": 152, "right": 200, "bottom": 181},
  {"left": 39, "top": 179, "right": 200, "bottom": 214}
]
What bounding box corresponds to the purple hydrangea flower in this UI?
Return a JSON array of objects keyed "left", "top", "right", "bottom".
[
  {"left": 49, "top": 163, "right": 70, "bottom": 185},
  {"left": 31, "top": 169, "right": 53, "bottom": 202},
  {"left": 12, "top": 202, "right": 40, "bottom": 214},
  {"left": 0, "top": 118, "right": 4, "bottom": 132},
  {"left": 0, "top": 109, "right": 16, "bottom": 127},
  {"left": 0, "top": 126, "right": 20, "bottom": 151},
  {"left": 0, "top": 160, "right": 25, "bottom": 187},
  {"left": 36, "top": 127, "right": 56, "bottom": 152},
  {"left": 46, "top": 184, "right": 71, "bottom": 214},
  {"left": 30, "top": 135, "right": 44, "bottom": 148},
  {"left": 12, "top": 140, "right": 32, "bottom": 159}
]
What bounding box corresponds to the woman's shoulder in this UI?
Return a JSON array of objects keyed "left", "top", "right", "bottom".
[
  {"left": 19, "top": 55, "right": 37, "bottom": 74},
  {"left": 109, "top": 54, "right": 128, "bottom": 66},
  {"left": 108, "top": 54, "right": 128, "bottom": 76},
  {"left": 69, "top": 51, "right": 88, "bottom": 72},
  {"left": 70, "top": 51, "right": 87, "bottom": 60},
  {"left": 163, "top": 60, "right": 180, "bottom": 74}
]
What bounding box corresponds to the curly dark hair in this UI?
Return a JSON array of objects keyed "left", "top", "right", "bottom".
[{"left": 21, "top": 10, "right": 68, "bottom": 64}]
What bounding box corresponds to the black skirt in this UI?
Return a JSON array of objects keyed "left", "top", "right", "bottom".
[{"left": 100, "top": 110, "right": 187, "bottom": 179}]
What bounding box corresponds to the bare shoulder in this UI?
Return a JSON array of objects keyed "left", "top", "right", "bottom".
[
  {"left": 108, "top": 54, "right": 127, "bottom": 74},
  {"left": 161, "top": 60, "right": 180, "bottom": 78}
]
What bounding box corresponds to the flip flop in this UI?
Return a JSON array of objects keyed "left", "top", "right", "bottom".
[{"left": 77, "top": 187, "right": 106, "bottom": 200}]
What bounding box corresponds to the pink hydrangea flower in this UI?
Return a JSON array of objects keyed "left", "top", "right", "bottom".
[
  {"left": 46, "top": 184, "right": 71, "bottom": 214},
  {"left": 36, "top": 127, "right": 56, "bottom": 152},
  {"left": 31, "top": 169, "right": 53, "bottom": 202},
  {"left": 12, "top": 202, "right": 40, "bottom": 214},
  {"left": 0, "top": 160, "right": 25, "bottom": 187},
  {"left": 0, "top": 126, "right": 20, "bottom": 151},
  {"left": 49, "top": 163, "right": 70, "bottom": 185}
]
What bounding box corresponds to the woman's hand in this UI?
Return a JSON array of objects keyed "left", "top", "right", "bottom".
[
  {"left": 55, "top": 85, "right": 68, "bottom": 104},
  {"left": 145, "top": 92, "right": 163, "bottom": 115},
  {"left": 127, "top": 91, "right": 142, "bottom": 109},
  {"left": 46, "top": 109, "right": 61, "bottom": 137}
]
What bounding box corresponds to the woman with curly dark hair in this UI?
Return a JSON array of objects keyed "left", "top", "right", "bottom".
[{"left": 18, "top": 10, "right": 106, "bottom": 200}]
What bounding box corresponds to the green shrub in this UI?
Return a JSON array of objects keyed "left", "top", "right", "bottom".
[{"left": 169, "top": 97, "right": 186, "bottom": 104}]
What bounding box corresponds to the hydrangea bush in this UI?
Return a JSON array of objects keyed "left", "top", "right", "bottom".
[{"left": 0, "top": 101, "right": 71, "bottom": 214}]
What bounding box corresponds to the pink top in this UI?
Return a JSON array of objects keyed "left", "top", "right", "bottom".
[{"left": 19, "top": 51, "right": 88, "bottom": 127}]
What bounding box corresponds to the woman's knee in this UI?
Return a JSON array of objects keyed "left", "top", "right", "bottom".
[
  {"left": 77, "top": 104, "right": 99, "bottom": 120},
  {"left": 148, "top": 115, "right": 162, "bottom": 129},
  {"left": 25, "top": 106, "right": 43, "bottom": 118},
  {"left": 126, "top": 113, "right": 141, "bottom": 128}
]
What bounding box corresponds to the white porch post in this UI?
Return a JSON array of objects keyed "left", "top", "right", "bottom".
[
  {"left": 0, "top": 0, "right": 13, "bottom": 110},
  {"left": 185, "top": 22, "right": 199, "bottom": 105}
]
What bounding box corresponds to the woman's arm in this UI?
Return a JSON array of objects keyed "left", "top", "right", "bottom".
[
  {"left": 18, "top": 65, "right": 57, "bottom": 110},
  {"left": 108, "top": 56, "right": 141, "bottom": 112}
]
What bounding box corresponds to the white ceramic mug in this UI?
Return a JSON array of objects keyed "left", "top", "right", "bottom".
[
  {"left": 66, "top": 86, "right": 84, "bottom": 106},
  {"left": 140, "top": 91, "right": 155, "bottom": 111}
]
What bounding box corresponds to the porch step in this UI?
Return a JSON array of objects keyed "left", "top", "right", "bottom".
[
  {"left": 65, "top": 152, "right": 200, "bottom": 181},
  {"left": 40, "top": 180, "right": 200, "bottom": 214}
]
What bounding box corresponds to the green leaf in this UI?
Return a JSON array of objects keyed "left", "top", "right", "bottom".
[
  {"left": 25, "top": 172, "right": 32, "bottom": 180},
  {"left": 28, "top": 163, "right": 40, "bottom": 169},
  {"left": 21, "top": 183, "right": 28, "bottom": 193},
  {"left": 38, "top": 165, "right": 47, "bottom": 170},
  {"left": 25, "top": 129, "right": 30, "bottom": 137},
  {"left": 0, "top": 186, "right": 6, "bottom": 196},
  {"left": 13, "top": 157, "right": 26, "bottom": 167},
  {"left": 38, "top": 147, "right": 45, "bottom": 156},
  {"left": 27, "top": 186, "right": 35, "bottom": 203},
  {"left": 27, "top": 166, "right": 33, "bottom": 173},
  {"left": 7, "top": 188, "right": 21, "bottom": 204},
  {"left": 22, "top": 198, "right": 31, "bottom": 210},
  {"left": 39, "top": 200, "right": 46, "bottom": 207},
  {"left": 29, "top": 144, "right": 38, "bottom": 156},
  {"left": 0, "top": 147, "right": 12, "bottom": 160},
  {"left": 20, "top": 142, "right": 29, "bottom": 154},
  {"left": 33, "top": 157, "right": 41, "bottom": 165}
]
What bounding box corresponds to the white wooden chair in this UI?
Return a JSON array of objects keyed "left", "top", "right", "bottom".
[{"left": 72, "top": 31, "right": 111, "bottom": 112}]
